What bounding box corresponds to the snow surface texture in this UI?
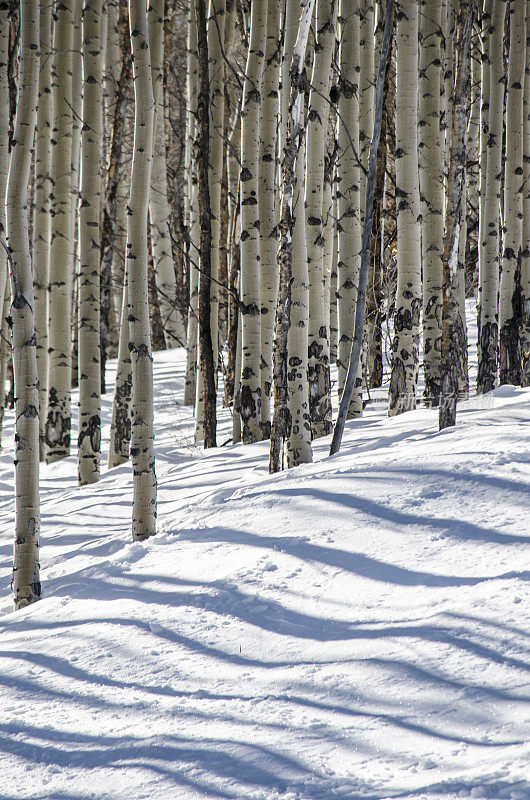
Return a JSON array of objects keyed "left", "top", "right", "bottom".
[{"left": 0, "top": 304, "right": 529, "bottom": 800}]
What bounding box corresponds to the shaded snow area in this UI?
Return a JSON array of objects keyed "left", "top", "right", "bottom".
[{"left": 1, "top": 349, "right": 529, "bottom": 797}]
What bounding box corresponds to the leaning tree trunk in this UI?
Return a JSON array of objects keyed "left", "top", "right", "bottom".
[
  {"left": 45, "top": 0, "right": 74, "bottom": 462},
  {"left": 239, "top": 0, "right": 267, "bottom": 444},
  {"left": 477, "top": 0, "right": 505, "bottom": 394},
  {"left": 522, "top": 3, "right": 530, "bottom": 386},
  {"left": 336, "top": 0, "right": 363, "bottom": 419},
  {"left": 419, "top": 0, "right": 444, "bottom": 405},
  {"left": 269, "top": 0, "right": 316, "bottom": 474},
  {"left": 77, "top": 0, "right": 103, "bottom": 486},
  {"left": 499, "top": 0, "right": 525, "bottom": 386},
  {"left": 388, "top": 0, "right": 421, "bottom": 416},
  {"left": 127, "top": 0, "right": 157, "bottom": 540},
  {"left": 306, "top": 0, "right": 337, "bottom": 439},
  {"left": 6, "top": 0, "right": 40, "bottom": 609},
  {"left": 0, "top": 3, "right": 9, "bottom": 451},
  {"left": 439, "top": 0, "right": 472, "bottom": 431},
  {"left": 258, "top": 0, "right": 280, "bottom": 439}
]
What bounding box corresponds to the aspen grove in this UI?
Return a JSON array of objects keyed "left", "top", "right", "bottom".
[{"left": 0, "top": 0, "right": 529, "bottom": 606}]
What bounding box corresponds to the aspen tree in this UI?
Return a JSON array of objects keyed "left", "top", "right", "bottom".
[
  {"left": 258, "top": 0, "right": 280, "bottom": 439},
  {"left": 77, "top": 0, "right": 103, "bottom": 485},
  {"left": 306, "top": 0, "right": 337, "bottom": 439},
  {"left": 337, "top": 0, "right": 363, "bottom": 419},
  {"left": 100, "top": 0, "right": 130, "bottom": 395},
  {"left": 287, "top": 122, "right": 313, "bottom": 467},
  {"left": 148, "top": 0, "right": 183, "bottom": 349},
  {"left": 45, "top": 0, "right": 75, "bottom": 462},
  {"left": 499, "top": 0, "right": 525, "bottom": 386},
  {"left": 127, "top": 0, "right": 157, "bottom": 539},
  {"left": 439, "top": 0, "right": 472, "bottom": 430},
  {"left": 32, "top": 1, "right": 52, "bottom": 458},
  {"left": 239, "top": 0, "right": 266, "bottom": 444},
  {"left": 107, "top": 262, "right": 131, "bottom": 468},
  {"left": 6, "top": 0, "right": 40, "bottom": 608},
  {"left": 270, "top": 0, "right": 316, "bottom": 474},
  {"left": 521, "top": 3, "right": 530, "bottom": 386},
  {"left": 477, "top": 0, "right": 490, "bottom": 345},
  {"left": 477, "top": 0, "right": 506, "bottom": 394},
  {"left": 419, "top": 0, "right": 444, "bottom": 405},
  {"left": 195, "top": 0, "right": 217, "bottom": 449},
  {"left": 0, "top": 2, "right": 9, "bottom": 451},
  {"left": 184, "top": 0, "right": 199, "bottom": 406},
  {"left": 388, "top": 0, "right": 421, "bottom": 416},
  {"left": 359, "top": 0, "right": 374, "bottom": 203}
]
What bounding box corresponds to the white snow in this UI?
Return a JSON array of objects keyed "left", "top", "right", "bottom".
[{"left": 0, "top": 308, "right": 529, "bottom": 799}]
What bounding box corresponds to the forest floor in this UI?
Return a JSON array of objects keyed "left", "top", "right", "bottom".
[{"left": 0, "top": 311, "right": 529, "bottom": 799}]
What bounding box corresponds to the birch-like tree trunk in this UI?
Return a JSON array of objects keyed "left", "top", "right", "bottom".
[
  {"left": 148, "top": 0, "right": 183, "bottom": 349},
  {"left": 306, "top": 0, "right": 337, "bottom": 439},
  {"left": 195, "top": 0, "right": 217, "bottom": 448},
  {"left": 419, "top": 0, "right": 444, "bottom": 405},
  {"left": 269, "top": 0, "right": 316, "bottom": 473},
  {"left": 258, "top": 0, "right": 280, "bottom": 439},
  {"left": 337, "top": 0, "right": 363, "bottom": 419},
  {"left": 32, "top": 1, "right": 52, "bottom": 458},
  {"left": 7, "top": 0, "right": 40, "bottom": 609},
  {"left": 522, "top": 3, "right": 530, "bottom": 386},
  {"left": 77, "top": 0, "right": 103, "bottom": 485},
  {"left": 45, "top": 0, "right": 74, "bottom": 462},
  {"left": 477, "top": 0, "right": 505, "bottom": 394},
  {"left": 499, "top": 0, "right": 525, "bottom": 386},
  {"left": 127, "top": 0, "right": 157, "bottom": 539},
  {"left": 239, "top": 0, "right": 266, "bottom": 443},
  {"left": 439, "top": 0, "right": 472, "bottom": 430},
  {"left": 0, "top": 3, "right": 9, "bottom": 451},
  {"left": 388, "top": 0, "right": 421, "bottom": 416},
  {"left": 184, "top": 0, "right": 199, "bottom": 405}
]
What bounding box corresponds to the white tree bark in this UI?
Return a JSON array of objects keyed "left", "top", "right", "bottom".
[
  {"left": 337, "top": 0, "right": 363, "bottom": 419},
  {"left": 239, "top": 0, "right": 267, "bottom": 443},
  {"left": 499, "top": 0, "right": 525, "bottom": 386},
  {"left": 0, "top": 3, "right": 9, "bottom": 450},
  {"left": 477, "top": 0, "right": 505, "bottom": 393},
  {"left": 521, "top": 1, "right": 530, "bottom": 386},
  {"left": 388, "top": 0, "right": 421, "bottom": 416},
  {"left": 77, "top": 0, "right": 103, "bottom": 485},
  {"left": 306, "top": 0, "right": 337, "bottom": 438},
  {"left": 7, "top": 0, "right": 41, "bottom": 609},
  {"left": 45, "top": 0, "right": 75, "bottom": 462},
  {"left": 127, "top": 0, "right": 157, "bottom": 540},
  {"left": 419, "top": 0, "right": 444, "bottom": 405}
]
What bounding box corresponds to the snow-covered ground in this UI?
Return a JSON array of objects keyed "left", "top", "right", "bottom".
[{"left": 0, "top": 311, "right": 529, "bottom": 799}]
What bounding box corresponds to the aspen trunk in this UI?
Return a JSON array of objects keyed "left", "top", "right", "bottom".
[
  {"left": 195, "top": 0, "right": 217, "bottom": 449},
  {"left": 0, "top": 3, "right": 9, "bottom": 451},
  {"left": 306, "top": 0, "right": 336, "bottom": 439},
  {"left": 477, "top": 0, "right": 505, "bottom": 394},
  {"left": 239, "top": 0, "right": 266, "bottom": 443},
  {"left": 439, "top": 0, "right": 472, "bottom": 430},
  {"left": 388, "top": 0, "right": 421, "bottom": 416},
  {"left": 107, "top": 263, "right": 131, "bottom": 468},
  {"left": 419, "top": 0, "right": 444, "bottom": 405},
  {"left": 7, "top": 0, "right": 40, "bottom": 609},
  {"left": 184, "top": 0, "right": 199, "bottom": 405},
  {"left": 127, "top": 0, "right": 157, "bottom": 539},
  {"left": 499, "top": 0, "right": 525, "bottom": 386},
  {"left": 522, "top": 2, "right": 530, "bottom": 386},
  {"left": 32, "top": 1, "right": 52, "bottom": 458},
  {"left": 45, "top": 0, "right": 75, "bottom": 462},
  {"left": 337, "top": 0, "right": 363, "bottom": 419},
  {"left": 258, "top": 0, "right": 280, "bottom": 439},
  {"left": 269, "top": 0, "right": 316, "bottom": 474},
  {"left": 148, "top": 0, "right": 184, "bottom": 349},
  {"left": 77, "top": 0, "right": 103, "bottom": 486}
]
